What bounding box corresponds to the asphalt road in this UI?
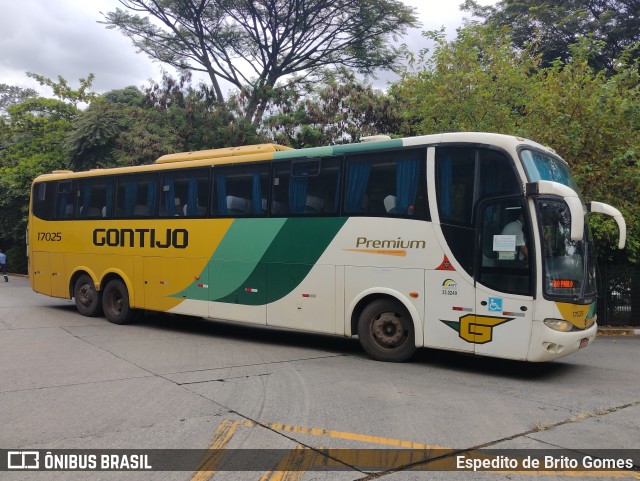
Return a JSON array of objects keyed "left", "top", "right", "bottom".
[{"left": 1, "top": 275, "right": 638, "bottom": 480}]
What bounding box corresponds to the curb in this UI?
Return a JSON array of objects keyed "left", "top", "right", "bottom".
[{"left": 597, "top": 328, "right": 640, "bottom": 337}]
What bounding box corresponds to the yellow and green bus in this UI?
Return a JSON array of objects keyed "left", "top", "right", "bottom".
[{"left": 28, "top": 133, "right": 626, "bottom": 362}]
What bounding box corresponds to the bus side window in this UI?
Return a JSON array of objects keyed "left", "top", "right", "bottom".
[
  {"left": 54, "top": 181, "right": 76, "bottom": 220},
  {"left": 32, "top": 182, "right": 55, "bottom": 220},
  {"left": 160, "top": 169, "right": 209, "bottom": 217},
  {"left": 212, "top": 164, "right": 268, "bottom": 216},
  {"left": 344, "top": 151, "right": 425, "bottom": 218},
  {"left": 77, "top": 178, "right": 113, "bottom": 219},
  {"left": 436, "top": 147, "right": 522, "bottom": 276},
  {"left": 115, "top": 174, "right": 157, "bottom": 218},
  {"left": 478, "top": 150, "right": 520, "bottom": 199},
  {"left": 271, "top": 158, "right": 341, "bottom": 216},
  {"left": 436, "top": 147, "right": 475, "bottom": 225}
]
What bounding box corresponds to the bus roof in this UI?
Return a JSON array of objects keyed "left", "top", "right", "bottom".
[
  {"left": 155, "top": 143, "right": 293, "bottom": 163},
  {"left": 33, "top": 133, "right": 556, "bottom": 182}
]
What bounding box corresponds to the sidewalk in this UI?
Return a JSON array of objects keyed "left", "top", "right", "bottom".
[{"left": 597, "top": 326, "right": 640, "bottom": 337}]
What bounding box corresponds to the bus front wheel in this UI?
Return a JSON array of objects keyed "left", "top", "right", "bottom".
[
  {"left": 102, "top": 279, "right": 137, "bottom": 325},
  {"left": 357, "top": 299, "right": 416, "bottom": 362},
  {"left": 73, "top": 274, "right": 102, "bottom": 317}
]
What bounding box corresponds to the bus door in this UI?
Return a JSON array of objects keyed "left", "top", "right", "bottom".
[{"left": 474, "top": 198, "right": 534, "bottom": 359}]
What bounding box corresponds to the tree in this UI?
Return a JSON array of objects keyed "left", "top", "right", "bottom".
[
  {"left": 0, "top": 98, "right": 77, "bottom": 273},
  {"left": 0, "top": 84, "right": 38, "bottom": 118},
  {"left": 66, "top": 73, "right": 265, "bottom": 169},
  {"left": 114, "top": 73, "right": 264, "bottom": 165},
  {"left": 26, "top": 72, "right": 97, "bottom": 106},
  {"left": 102, "top": 0, "right": 418, "bottom": 123},
  {"left": 65, "top": 87, "right": 146, "bottom": 170},
  {"left": 391, "top": 25, "right": 640, "bottom": 264},
  {"left": 461, "top": 0, "right": 640, "bottom": 74},
  {"left": 262, "top": 72, "right": 401, "bottom": 147},
  {"left": 0, "top": 75, "right": 93, "bottom": 272}
]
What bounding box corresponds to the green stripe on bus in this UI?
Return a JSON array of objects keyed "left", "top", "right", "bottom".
[
  {"left": 212, "top": 217, "right": 347, "bottom": 305},
  {"left": 176, "top": 218, "right": 286, "bottom": 301},
  {"left": 332, "top": 139, "right": 403, "bottom": 155}
]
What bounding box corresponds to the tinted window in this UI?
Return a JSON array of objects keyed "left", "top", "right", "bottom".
[
  {"left": 436, "top": 147, "right": 475, "bottom": 225},
  {"left": 478, "top": 150, "right": 520, "bottom": 200},
  {"left": 436, "top": 147, "right": 521, "bottom": 276},
  {"left": 32, "top": 182, "right": 55, "bottom": 220},
  {"left": 77, "top": 178, "right": 113, "bottom": 219},
  {"left": 272, "top": 158, "right": 340, "bottom": 215},
  {"left": 213, "top": 164, "right": 269, "bottom": 216},
  {"left": 344, "top": 150, "right": 427, "bottom": 218},
  {"left": 54, "top": 181, "right": 76, "bottom": 220},
  {"left": 160, "top": 169, "right": 210, "bottom": 217},
  {"left": 436, "top": 147, "right": 519, "bottom": 226},
  {"left": 115, "top": 174, "right": 158, "bottom": 218}
]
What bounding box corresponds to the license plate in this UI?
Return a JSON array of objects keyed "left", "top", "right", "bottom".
[{"left": 579, "top": 338, "right": 589, "bottom": 348}]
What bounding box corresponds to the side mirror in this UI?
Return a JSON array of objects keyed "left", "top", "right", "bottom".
[{"left": 586, "top": 202, "right": 626, "bottom": 249}]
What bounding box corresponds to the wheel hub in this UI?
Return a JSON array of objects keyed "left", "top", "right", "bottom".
[
  {"left": 79, "top": 284, "right": 92, "bottom": 306},
  {"left": 371, "top": 312, "right": 404, "bottom": 348}
]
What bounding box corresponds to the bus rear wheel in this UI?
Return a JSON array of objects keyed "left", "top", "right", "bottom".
[
  {"left": 357, "top": 299, "right": 416, "bottom": 362},
  {"left": 102, "top": 279, "right": 137, "bottom": 325},
  {"left": 73, "top": 274, "right": 102, "bottom": 317}
]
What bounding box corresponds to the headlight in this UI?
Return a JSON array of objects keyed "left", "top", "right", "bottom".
[{"left": 544, "top": 319, "right": 574, "bottom": 332}]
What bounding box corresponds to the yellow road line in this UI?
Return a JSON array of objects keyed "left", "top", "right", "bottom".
[
  {"left": 190, "top": 419, "right": 244, "bottom": 481},
  {"left": 264, "top": 422, "right": 447, "bottom": 449},
  {"left": 259, "top": 444, "right": 320, "bottom": 481}
]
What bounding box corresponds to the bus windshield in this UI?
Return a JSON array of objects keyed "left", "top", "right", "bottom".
[
  {"left": 521, "top": 149, "right": 580, "bottom": 194},
  {"left": 537, "top": 199, "right": 596, "bottom": 299}
]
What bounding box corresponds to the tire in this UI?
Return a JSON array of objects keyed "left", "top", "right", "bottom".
[
  {"left": 73, "top": 274, "right": 102, "bottom": 317},
  {"left": 357, "top": 299, "right": 416, "bottom": 362},
  {"left": 102, "top": 279, "right": 138, "bottom": 325}
]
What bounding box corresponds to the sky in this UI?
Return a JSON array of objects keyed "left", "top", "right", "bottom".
[{"left": 0, "top": 0, "right": 494, "bottom": 97}]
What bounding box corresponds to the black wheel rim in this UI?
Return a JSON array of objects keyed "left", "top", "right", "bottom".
[
  {"left": 370, "top": 311, "right": 407, "bottom": 349},
  {"left": 78, "top": 283, "right": 94, "bottom": 308}
]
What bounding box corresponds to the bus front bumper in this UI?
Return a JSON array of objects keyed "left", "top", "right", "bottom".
[{"left": 527, "top": 320, "right": 597, "bottom": 362}]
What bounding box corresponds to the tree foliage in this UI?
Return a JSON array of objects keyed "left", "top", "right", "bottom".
[
  {"left": 261, "top": 72, "right": 401, "bottom": 147},
  {"left": 0, "top": 84, "right": 38, "bottom": 117},
  {"left": 102, "top": 0, "right": 418, "bottom": 123},
  {"left": 0, "top": 97, "right": 79, "bottom": 272},
  {"left": 66, "top": 73, "right": 264, "bottom": 169},
  {"left": 461, "top": 0, "right": 640, "bottom": 74},
  {"left": 392, "top": 25, "right": 640, "bottom": 263}
]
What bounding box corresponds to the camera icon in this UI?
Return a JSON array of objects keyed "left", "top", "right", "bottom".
[{"left": 7, "top": 451, "right": 40, "bottom": 469}]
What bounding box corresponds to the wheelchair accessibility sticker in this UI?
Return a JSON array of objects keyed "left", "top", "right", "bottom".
[{"left": 488, "top": 297, "right": 503, "bottom": 312}]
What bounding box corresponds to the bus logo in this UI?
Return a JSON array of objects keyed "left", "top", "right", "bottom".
[
  {"left": 441, "top": 279, "right": 458, "bottom": 296},
  {"left": 344, "top": 237, "right": 426, "bottom": 257},
  {"left": 440, "top": 315, "right": 514, "bottom": 344},
  {"left": 8, "top": 451, "right": 39, "bottom": 469},
  {"left": 92, "top": 228, "right": 189, "bottom": 249}
]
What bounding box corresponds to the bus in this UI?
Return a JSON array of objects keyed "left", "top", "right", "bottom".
[{"left": 27, "top": 133, "right": 626, "bottom": 362}]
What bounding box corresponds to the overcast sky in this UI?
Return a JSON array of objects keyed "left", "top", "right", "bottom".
[{"left": 0, "top": 0, "right": 494, "bottom": 96}]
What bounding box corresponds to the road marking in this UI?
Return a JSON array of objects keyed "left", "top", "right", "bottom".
[
  {"left": 191, "top": 419, "right": 638, "bottom": 479},
  {"left": 191, "top": 419, "right": 244, "bottom": 481},
  {"left": 259, "top": 444, "right": 318, "bottom": 481}
]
